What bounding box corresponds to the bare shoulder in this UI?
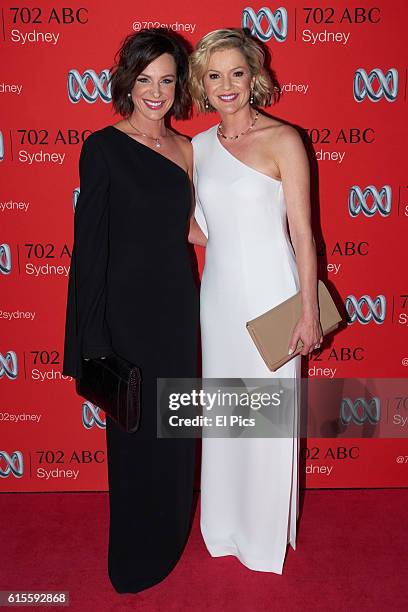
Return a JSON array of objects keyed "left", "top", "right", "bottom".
[
  {"left": 267, "top": 125, "right": 305, "bottom": 164},
  {"left": 170, "top": 131, "right": 191, "bottom": 148},
  {"left": 276, "top": 123, "right": 303, "bottom": 146},
  {"left": 176, "top": 132, "right": 192, "bottom": 150},
  {"left": 172, "top": 132, "right": 192, "bottom": 158},
  {"left": 258, "top": 117, "right": 301, "bottom": 145}
]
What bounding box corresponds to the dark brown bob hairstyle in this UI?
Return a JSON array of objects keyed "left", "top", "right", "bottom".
[{"left": 110, "top": 28, "right": 192, "bottom": 120}]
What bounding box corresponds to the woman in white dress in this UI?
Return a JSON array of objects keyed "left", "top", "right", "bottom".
[{"left": 188, "top": 29, "right": 323, "bottom": 574}]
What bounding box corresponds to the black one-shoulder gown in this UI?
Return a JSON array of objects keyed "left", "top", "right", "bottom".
[{"left": 63, "top": 126, "right": 199, "bottom": 593}]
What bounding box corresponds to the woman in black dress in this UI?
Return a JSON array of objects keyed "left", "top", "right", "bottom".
[{"left": 62, "top": 29, "right": 199, "bottom": 593}]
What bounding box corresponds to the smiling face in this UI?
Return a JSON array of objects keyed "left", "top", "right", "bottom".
[
  {"left": 130, "top": 52, "right": 177, "bottom": 121},
  {"left": 203, "top": 47, "right": 255, "bottom": 115}
]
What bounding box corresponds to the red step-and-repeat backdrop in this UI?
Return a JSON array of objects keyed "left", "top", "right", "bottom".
[{"left": 1, "top": 1, "right": 407, "bottom": 491}]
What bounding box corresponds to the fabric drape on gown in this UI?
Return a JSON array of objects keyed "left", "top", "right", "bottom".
[
  {"left": 63, "top": 126, "right": 199, "bottom": 592},
  {"left": 193, "top": 125, "right": 301, "bottom": 574}
]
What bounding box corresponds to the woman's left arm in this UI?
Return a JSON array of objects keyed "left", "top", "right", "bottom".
[
  {"left": 275, "top": 125, "right": 323, "bottom": 356},
  {"left": 184, "top": 139, "right": 208, "bottom": 247}
]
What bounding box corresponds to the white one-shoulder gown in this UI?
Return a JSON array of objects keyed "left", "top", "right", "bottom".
[{"left": 192, "top": 125, "right": 301, "bottom": 574}]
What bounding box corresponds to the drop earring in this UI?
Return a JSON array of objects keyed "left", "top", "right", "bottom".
[
  {"left": 249, "top": 89, "right": 254, "bottom": 105},
  {"left": 204, "top": 96, "right": 210, "bottom": 110}
]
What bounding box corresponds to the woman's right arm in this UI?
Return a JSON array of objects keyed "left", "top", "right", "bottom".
[
  {"left": 62, "top": 134, "right": 113, "bottom": 378},
  {"left": 188, "top": 155, "right": 208, "bottom": 247}
]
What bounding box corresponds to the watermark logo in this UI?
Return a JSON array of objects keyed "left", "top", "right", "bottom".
[
  {"left": 353, "top": 68, "right": 398, "bottom": 102},
  {"left": 82, "top": 401, "right": 106, "bottom": 429},
  {"left": 348, "top": 185, "right": 392, "bottom": 217},
  {"left": 345, "top": 295, "right": 386, "bottom": 324},
  {"left": 340, "top": 397, "right": 381, "bottom": 425},
  {"left": 242, "top": 7, "right": 288, "bottom": 42},
  {"left": 0, "top": 351, "right": 18, "bottom": 379},
  {"left": 0, "top": 244, "right": 12, "bottom": 274},
  {"left": 67, "top": 69, "right": 111, "bottom": 104},
  {"left": 0, "top": 451, "right": 24, "bottom": 478}
]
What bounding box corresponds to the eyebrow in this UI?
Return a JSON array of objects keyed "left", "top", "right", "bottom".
[
  {"left": 207, "top": 66, "right": 247, "bottom": 73},
  {"left": 138, "top": 72, "right": 176, "bottom": 78}
]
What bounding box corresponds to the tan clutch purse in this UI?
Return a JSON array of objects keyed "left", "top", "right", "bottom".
[{"left": 246, "top": 280, "right": 343, "bottom": 372}]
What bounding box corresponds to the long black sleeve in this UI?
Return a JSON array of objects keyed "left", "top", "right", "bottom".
[{"left": 62, "top": 133, "right": 113, "bottom": 378}]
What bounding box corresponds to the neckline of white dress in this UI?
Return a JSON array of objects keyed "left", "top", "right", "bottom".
[{"left": 213, "top": 125, "right": 282, "bottom": 186}]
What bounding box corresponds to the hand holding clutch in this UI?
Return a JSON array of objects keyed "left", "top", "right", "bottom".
[
  {"left": 246, "top": 280, "right": 343, "bottom": 372},
  {"left": 76, "top": 353, "right": 141, "bottom": 433},
  {"left": 287, "top": 311, "right": 323, "bottom": 356}
]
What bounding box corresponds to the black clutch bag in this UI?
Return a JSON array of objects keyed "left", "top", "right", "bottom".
[{"left": 76, "top": 354, "right": 142, "bottom": 433}]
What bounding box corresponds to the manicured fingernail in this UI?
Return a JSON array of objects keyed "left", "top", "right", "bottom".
[{"left": 288, "top": 348, "right": 293, "bottom": 355}]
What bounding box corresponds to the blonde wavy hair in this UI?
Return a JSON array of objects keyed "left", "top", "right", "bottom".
[{"left": 189, "top": 28, "right": 276, "bottom": 113}]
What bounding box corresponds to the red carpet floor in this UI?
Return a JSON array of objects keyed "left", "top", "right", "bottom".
[{"left": 1, "top": 489, "right": 407, "bottom": 612}]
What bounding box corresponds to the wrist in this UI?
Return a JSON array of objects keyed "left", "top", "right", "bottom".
[{"left": 301, "top": 305, "right": 319, "bottom": 319}]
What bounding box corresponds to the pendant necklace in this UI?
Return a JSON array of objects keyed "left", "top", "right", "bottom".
[
  {"left": 127, "top": 117, "right": 166, "bottom": 148},
  {"left": 218, "top": 110, "right": 259, "bottom": 140}
]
